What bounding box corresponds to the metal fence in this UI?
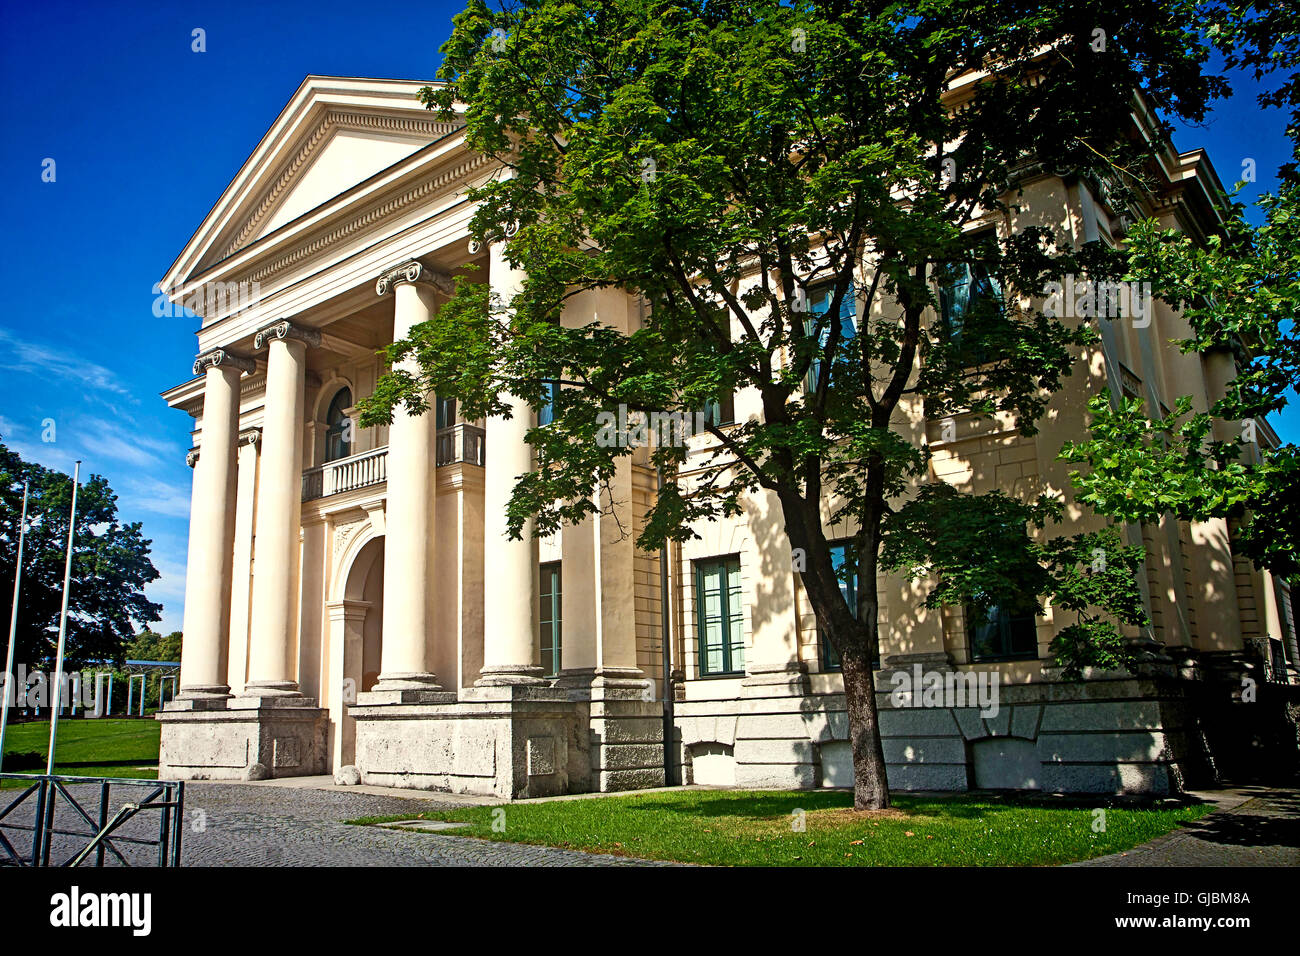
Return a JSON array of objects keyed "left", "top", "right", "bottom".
[{"left": 0, "top": 773, "right": 184, "bottom": 867}]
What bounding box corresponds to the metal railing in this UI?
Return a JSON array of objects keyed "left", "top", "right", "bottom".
[
  {"left": 302, "top": 446, "right": 388, "bottom": 501},
  {"left": 0, "top": 773, "right": 184, "bottom": 867},
  {"left": 435, "top": 423, "right": 486, "bottom": 467}
]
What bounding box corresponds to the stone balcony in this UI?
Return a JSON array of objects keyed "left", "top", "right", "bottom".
[{"left": 301, "top": 424, "right": 485, "bottom": 501}]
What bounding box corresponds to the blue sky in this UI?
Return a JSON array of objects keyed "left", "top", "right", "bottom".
[{"left": 0, "top": 0, "right": 1295, "bottom": 635}]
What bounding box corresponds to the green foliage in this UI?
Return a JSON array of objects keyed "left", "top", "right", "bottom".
[
  {"left": 883, "top": 486, "right": 1148, "bottom": 676},
  {"left": 362, "top": 1, "right": 1226, "bottom": 702},
  {"left": 0, "top": 443, "right": 161, "bottom": 669},
  {"left": 125, "top": 629, "right": 183, "bottom": 663},
  {"left": 1067, "top": 3, "right": 1300, "bottom": 582}
]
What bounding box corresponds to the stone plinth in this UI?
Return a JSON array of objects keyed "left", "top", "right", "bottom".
[
  {"left": 157, "top": 696, "right": 328, "bottom": 780},
  {"left": 350, "top": 686, "right": 591, "bottom": 798},
  {"left": 556, "top": 667, "right": 666, "bottom": 792}
]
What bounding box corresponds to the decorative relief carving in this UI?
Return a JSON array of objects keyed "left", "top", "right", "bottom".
[
  {"left": 332, "top": 516, "right": 366, "bottom": 555},
  {"left": 186, "top": 448, "right": 200, "bottom": 468},
  {"left": 253, "top": 320, "right": 323, "bottom": 351},
  {"left": 192, "top": 348, "right": 256, "bottom": 376},
  {"left": 375, "top": 259, "right": 455, "bottom": 297}
]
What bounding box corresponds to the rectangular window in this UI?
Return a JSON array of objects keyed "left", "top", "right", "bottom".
[
  {"left": 805, "top": 282, "right": 857, "bottom": 394},
  {"left": 818, "top": 540, "right": 879, "bottom": 670},
  {"left": 540, "top": 562, "right": 562, "bottom": 676},
  {"left": 966, "top": 603, "right": 1038, "bottom": 662},
  {"left": 937, "top": 237, "right": 1003, "bottom": 365},
  {"left": 701, "top": 390, "right": 735, "bottom": 428},
  {"left": 537, "top": 380, "right": 558, "bottom": 426},
  {"left": 695, "top": 557, "right": 745, "bottom": 676},
  {"left": 435, "top": 396, "right": 457, "bottom": 430}
]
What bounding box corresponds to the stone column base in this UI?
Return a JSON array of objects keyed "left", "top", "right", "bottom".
[
  {"left": 350, "top": 686, "right": 590, "bottom": 798},
  {"left": 557, "top": 668, "right": 666, "bottom": 792},
  {"left": 157, "top": 696, "right": 327, "bottom": 781}
]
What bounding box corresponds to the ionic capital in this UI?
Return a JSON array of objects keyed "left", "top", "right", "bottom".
[
  {"left": 239, "top": 428, "right": 262, "bottom": 447},
  {"left": 186, "top": 448, "right": 200, "bottom": 468},
  {"left": 193, "top": 348, "right": 256, "bottom": 376},
  {"left": 253, "top": 320, "right": 322, "bottom": 351},
  {"left": 375, "top": 259, "right": 455, "bottom": 297}
]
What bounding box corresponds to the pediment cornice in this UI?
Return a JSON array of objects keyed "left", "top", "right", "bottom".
[
  {"left": 222, "top": 108, "right": 461, "bottom": 260},
  {"left": 160, "top": 76, "right": 469, "bottom": 305}
]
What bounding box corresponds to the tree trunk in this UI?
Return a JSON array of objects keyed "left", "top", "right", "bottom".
[{"left": 839, "top": 645, "right": 890, "bottom": 810}]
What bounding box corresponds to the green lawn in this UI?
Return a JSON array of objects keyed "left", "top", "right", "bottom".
[
  {"left": 1, "top": 718, "right": 160, "bottom": 787},
  {"left": 351, "top": 788, "right": 1215, "bottom": 866}
]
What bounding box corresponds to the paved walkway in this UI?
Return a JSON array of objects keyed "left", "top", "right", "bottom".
[
  {"left": 22, "top": 781, "right": 670, "bottom": 867},
  {"left": 1076, "top": 787, "right": 1300, "bottom": 867}
]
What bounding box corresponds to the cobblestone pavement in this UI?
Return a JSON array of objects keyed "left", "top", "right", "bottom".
[
  {"left": 1075, "top": 787, "right": 1300, "bottom": 867},
  {"left": 13, "top": 782, "right": 671, "bottom": 867}
]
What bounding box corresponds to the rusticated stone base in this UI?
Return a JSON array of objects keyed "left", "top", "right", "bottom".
[
  {"left": 672, "top": 671, "right": 1228, "bottom": 796},
  {"left": 349, "top": 685, "right": 592, "bottom": 798},
  {"left": 556, "top": 667, "right": 666, "bottom": 792},
  {"left": 157, "top": 695, "right": 328, "bottom": 781}
]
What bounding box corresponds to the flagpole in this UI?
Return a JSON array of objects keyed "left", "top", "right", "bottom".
[
  {"left": 0, "top": 480, "right": 30, "bottom": 774},
  {"left": 46, "top": 461, "right": 80, "bottom": 777}
]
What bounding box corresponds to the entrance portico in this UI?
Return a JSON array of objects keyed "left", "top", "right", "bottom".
[{"left": 156, "top": 76, "right": 664, "bottom": 794}]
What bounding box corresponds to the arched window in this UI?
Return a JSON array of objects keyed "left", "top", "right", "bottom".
[{"left": 324, "top": 387, "right": 353, "bottom": 462}]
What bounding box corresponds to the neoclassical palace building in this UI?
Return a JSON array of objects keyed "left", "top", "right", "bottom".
[{"left": 158, "top": 76, "right": 1298, "bottom": 797}]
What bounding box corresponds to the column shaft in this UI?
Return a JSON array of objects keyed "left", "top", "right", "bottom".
[
  {"left": 377, "top": 280, "right": 441, "bottom": 688},
  {"left": 246, "top": 335, "right": 308, "bottom": 695},
  {"left": 478, "top": 242, "right": 543, "bottom": 684},
  {"left": 179, "top": 363, "right": 242, "bottom": 698}
]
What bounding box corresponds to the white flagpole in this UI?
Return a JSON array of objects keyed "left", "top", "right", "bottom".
[
  {"left": 0, "top": 480, "right": 31, "bottom": 774},
  {"left": 46, "top": 461, "right": 80, "bottom": 777}
]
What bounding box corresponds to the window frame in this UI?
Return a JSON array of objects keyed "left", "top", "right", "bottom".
[
  {"left": 539, "top": 561, "right": 562, "bottom": 677},
  {"left": 804, "top": 281, "right": 857, "bottom": 395},
  {"left": 965, "top": 602, "right": 1039, "bottom": 663},
  {"left": 324, "top": 387, "right": 353, "bottom": 463},
  {"left": 818, "top": 539, "right": 880, "bottom": 671},
  {"left": 694, "top": 556, "right": 745, "bottom": 677}
]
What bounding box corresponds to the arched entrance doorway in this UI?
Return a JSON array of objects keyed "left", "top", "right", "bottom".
[{"left": 328, "top": 536, "right": 383, "bottom": 771}]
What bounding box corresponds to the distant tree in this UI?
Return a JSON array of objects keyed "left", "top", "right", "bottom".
[
  {"left": 125, "top": 629, "right": 183, "bottom": 663},
  {"left": 0, "top": 443, "right": 162, "bottom": 670}
]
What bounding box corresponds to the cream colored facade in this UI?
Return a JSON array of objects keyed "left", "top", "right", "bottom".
[{"left": 157, "top": 76, "right": 1297, "bottom": 797}]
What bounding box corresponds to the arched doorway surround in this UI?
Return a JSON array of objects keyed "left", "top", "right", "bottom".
[{"left": 327, "top": 529, "right": 383, "bottom": 771}]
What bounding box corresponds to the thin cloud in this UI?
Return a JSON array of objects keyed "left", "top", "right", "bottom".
[{"left": 0, "top": 326, "right": 138, "bottom": 408}]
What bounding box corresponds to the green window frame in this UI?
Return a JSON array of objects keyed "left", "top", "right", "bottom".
[
  {"left": 695, "top": 557, "right": 745, "bottom": 676},
  {"left": 966, "top": 603, "right": 1038, "bottom": 663},
  {"left": 540, "top": 562, "right": 562, "bottom": 676}
]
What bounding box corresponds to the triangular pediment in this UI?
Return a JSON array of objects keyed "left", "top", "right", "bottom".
[{"left": 163, "top": 76, "right": 463, "bottom": 295}]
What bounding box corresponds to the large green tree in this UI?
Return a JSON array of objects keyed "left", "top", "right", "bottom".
[
  {"left": 0, "top": 443, "right": 162, "bottom": 671},
  {"left": 364, "top": 0, "right": 1222, "bottom": 809}
]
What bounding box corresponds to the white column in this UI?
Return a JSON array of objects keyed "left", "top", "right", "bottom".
[
  {"left": 225, "top": 429, "right": 260, "bottom": 693},
  {"left": 245, "top": 321, "right": 318, "bottom": 696},
  {"left": 478, "top": 242, "right": 544, "bottom": 685},
  {"left": 179, "top": 349, "right": 253, "bottom": 700},
  {"left": 374, "top": 260, "right": 449, "bottom": 689}
]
